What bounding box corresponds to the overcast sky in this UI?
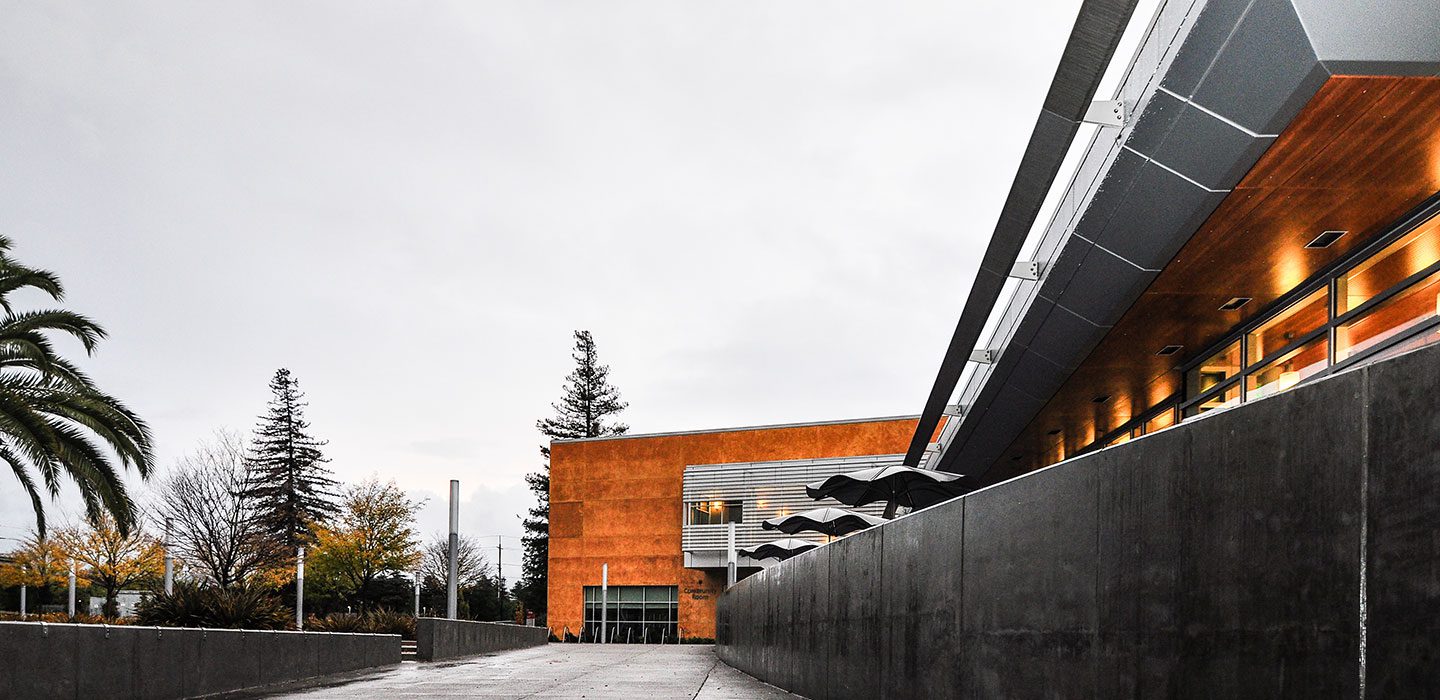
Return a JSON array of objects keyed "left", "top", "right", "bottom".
[{"left": 0, "top": 1, "right": 1087, "bottom": 570}]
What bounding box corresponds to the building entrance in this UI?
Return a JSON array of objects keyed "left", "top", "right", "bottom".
[{"left": 581, "top": 585, "right": 678, "bottom": 643}]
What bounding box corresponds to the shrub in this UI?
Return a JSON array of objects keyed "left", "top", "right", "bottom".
[
  {"left": 307, "top": 609, "right": 415, "bottom": 638},
  {"left": 0, "top": 612, "right": 128, "bottom": 624},
  {"left": 136, "top": 583, "right": 291, "bottom": 630}
]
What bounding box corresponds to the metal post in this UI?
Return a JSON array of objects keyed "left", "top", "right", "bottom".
[
  {"left": 447, "top": 480, "right": 459, "bottom": 620},
  {"left": 163, "top": 517, "right": 174, "bottom": 595},
  {"left": 296, "top": 546, "right": 306, "bottom": 630},
  {"left": 727, "top": 522, "right": 737, "bottom": 589},
  {"left": 19, "top": 584, "right": 26, "bottom": 620},
  {"left": 497, "top": 540, "right": 503, "bottom": 602},
  {"left": 600, "top": 563, "right": 608, "bottom": 644},
  {"left": 414, "top": 571, "right": 421, "bottom": 618},
  {"left": 67, "top": 560, "right": 76, "bottom": 617}
]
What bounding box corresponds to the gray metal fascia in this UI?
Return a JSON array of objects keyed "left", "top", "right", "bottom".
[{"left": 903, "top": 0, "right": 1144, "bottom": 466}]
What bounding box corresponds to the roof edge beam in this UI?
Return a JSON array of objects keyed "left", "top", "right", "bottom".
[{"left": 903, "top": 0, "right": 1142, "bottom": 467}]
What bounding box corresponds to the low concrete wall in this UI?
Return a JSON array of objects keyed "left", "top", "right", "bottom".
[
  {"left": 0, "top": 621, "right": 399, "bottom": 699},
  {"left": 717, "top": 342, "right": 1440, "bottom": 698},
  {"left": 415, "top": 618, "right": 548, "bottom": 661}
]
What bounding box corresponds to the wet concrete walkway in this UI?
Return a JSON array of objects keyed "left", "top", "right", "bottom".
[{"left": 257, "top": 644, "right": 800, "bottom": 699}]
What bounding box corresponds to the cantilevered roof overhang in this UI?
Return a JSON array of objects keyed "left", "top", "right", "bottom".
[{"left": 909, "top": 0, "right": 1440, "bottom": 486}]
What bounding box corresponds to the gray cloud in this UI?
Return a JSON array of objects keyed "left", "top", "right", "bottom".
[{"left": 0, "top": 1, "right": 1081, "bottom": 545}]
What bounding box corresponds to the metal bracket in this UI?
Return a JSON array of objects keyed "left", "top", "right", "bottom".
[
  {"left": 1009, "top": 260, "right": 1044, "bottom": 281},
  {"left": 942, "top": 403, "right": 967, "bottom": 417},
  {"left": 1082, "top": 99, "right": 1125, "bottom": 127},
  {"left": 923, "top": 441, "right": 943, "bottom": 454},
  {"left": 969, "top": 349, "right": 996, "bottom": 364}
]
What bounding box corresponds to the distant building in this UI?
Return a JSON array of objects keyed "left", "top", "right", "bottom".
[
  {"left": 87, "top": 590, "right": 148, "bottom": 618},
  {"left": 546, "top": 416, "right": 924, "bottom": 641}
]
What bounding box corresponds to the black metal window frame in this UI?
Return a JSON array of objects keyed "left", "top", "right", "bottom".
[
  {"left": 1180, "top": 192, "right": 1440, "bottom": 412},
  {"left": 1087, "top": 191, "right": 1440, "bottom": 452},
  {"left": 686, "top": 500, "right": 743, "bottom": 526}
]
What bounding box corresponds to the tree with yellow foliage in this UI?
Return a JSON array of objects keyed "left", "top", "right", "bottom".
[
  {"left": 308, "top": 478, "right": 422, "bottom": 607},
  {"left": 55, "top": 515, "right": 163, "bottom": 617},
  {"left": 0, "top": 532, "right": 77, "bottom": 608}
]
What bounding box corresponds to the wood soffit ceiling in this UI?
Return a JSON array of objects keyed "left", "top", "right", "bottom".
[{"left": 1003, "top": 75, "right": 1440, "bottom": 470}]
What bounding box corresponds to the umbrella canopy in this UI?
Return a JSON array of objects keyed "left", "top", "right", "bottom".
[
  {"left": 761, "top": 507, "right": 886, "bottom": 537},
  {"left": 806, "top": 465, "right": 965, "bottom": 515},
  {"left": 738, "top": 538, "right": 822, "bottom": 561}
]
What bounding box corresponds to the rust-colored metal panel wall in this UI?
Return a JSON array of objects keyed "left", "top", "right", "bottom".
[{"left": 547, "top": 417, "right": 921, "bottom": 640}]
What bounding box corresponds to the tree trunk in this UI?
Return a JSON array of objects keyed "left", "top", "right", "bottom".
[{"left": 104, "top": 587, "right": 120, "bottom": 618}]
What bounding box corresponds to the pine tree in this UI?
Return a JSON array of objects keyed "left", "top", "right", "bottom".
[
  {"left": 241, "top": 369, "right": 339, "bottom": 555},
  {"left": 514, "top": 331, "right": 628, "bottom": 619}
]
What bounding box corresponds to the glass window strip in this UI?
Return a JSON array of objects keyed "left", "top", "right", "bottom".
[
  {"left": 1175, "top": 196, "right": 1440, "bottom": 377},
  {"left": 1333, "top": 314, "right": 1440, "bottom": 372},
  {"left": 1332, "top": 255, "right": 1440, "bottom": 328},
  {"left": 1180, "top": 373, "right": 1243, "bottom": 412},
  {"left": 1244, "top": 325, "right": 1330, "bottom": 375},
  {"left": 1068, "top": 195, "right": 1440, "bottom": 463},
  {"left": 1081, "top": 394, "right": 1181, "bottom": 457},
  {"left": 1181, "top": 199, "right": 1440, "bottom": 408}
]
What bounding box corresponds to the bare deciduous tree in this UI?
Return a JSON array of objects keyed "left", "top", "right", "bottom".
[
  {"left": 420, "top": 533, "right": 490, "bottom": 590},
  {"left": 150, "top": 430, "right": 281, "bottom": 588}
]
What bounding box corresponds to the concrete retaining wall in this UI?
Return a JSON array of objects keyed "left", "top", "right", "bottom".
[
  {"left": 0, "top": 621, "right": 399, "bottom": 699},
  {"left": 717, "top": 342, "right": 1440, "bottom": 698},
  {"left": 415, "top": 618, "right": 548, "bottom": 661}
]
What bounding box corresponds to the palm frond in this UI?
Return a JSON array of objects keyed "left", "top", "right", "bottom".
[
  {"left": 0, "top": 439, "right": 46, "bottom": 535},
  {"left": 0, "top": 238, "right": 151, "bottom": 534},
  {"left": 0, "top": 309, "right": 106, "bottom": 355},
  {"left": 0, "top": 259, "right": 64, "bottom": 309}
]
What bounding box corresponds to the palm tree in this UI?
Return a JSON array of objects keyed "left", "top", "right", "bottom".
[{"left": 0, "top": 236, "right": 153, "bottom": 536}]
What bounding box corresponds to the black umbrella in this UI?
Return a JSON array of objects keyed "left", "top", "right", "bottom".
[
  {"left": 738, "top": 538, "right": 822, "bottom": 561},
  {"left": 806, "top": 465, "right": 965, "bottom": 519},
  {"left": 761, "top": 507, "right": 886, "bottom": 537}
]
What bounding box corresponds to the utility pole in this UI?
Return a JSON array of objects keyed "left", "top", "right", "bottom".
[
  {"left": 447, "top": 480, "right": 459, "bottom": 619},
  {"left": 497, "top": 540, "right": 503, "bottom": 602},
  {"left": 296, "top": 546, "right": 306, "bottom": 630},
  {"left": 163, "top": 517, "right": 174, "bottom": 595}
]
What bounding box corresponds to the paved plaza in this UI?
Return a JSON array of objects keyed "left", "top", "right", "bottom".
[{"left": 254, "top": 644, "right": 798, "bottom": 699}]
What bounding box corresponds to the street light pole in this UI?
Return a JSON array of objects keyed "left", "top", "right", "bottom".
[
  {"left": 163, "top": 517, "right": 174, "bottom": 595},
  {"left": 67, "top": 560, "right": 76, "bottom": 617},
  {"left": 447, "top": 480, "right": 459, "bottom": 620},
  {"left": 296, "top": 546, "right": 306, "bottom": 630},
  {"left": 727, "top": 522, "right": 737, "bottom": 589},
  {"left": 600, "top": 563, "right": 608, "bottom": 644}
]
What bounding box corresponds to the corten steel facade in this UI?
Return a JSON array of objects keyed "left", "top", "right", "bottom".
[{"left": 546, "top": 416, "right": 920, "bottom": 640}]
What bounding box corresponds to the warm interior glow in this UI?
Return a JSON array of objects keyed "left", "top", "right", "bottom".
[
  {"left": 1277, "top": 370, "right": 1301, "bottom": 392},
  {"left": 1277, "top": 245, "right": 1309, "bottom": 292}
]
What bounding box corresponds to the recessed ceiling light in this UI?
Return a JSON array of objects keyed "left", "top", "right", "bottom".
[
  {"left": 1219, "top": 297, "right": 1253, "bottom": 311},
  {"left": 1092, "top": 394, "right": 1111, "bottom": 403},
  {"left": 1156, "top": 344, "right": 1184, "bottom": 356},
  {"left": 1046, "top": 428, "right": 1062, "bottom": 436},
  {"left": 1305, "top": 230, "right": 1347, "bottom": 249}
]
